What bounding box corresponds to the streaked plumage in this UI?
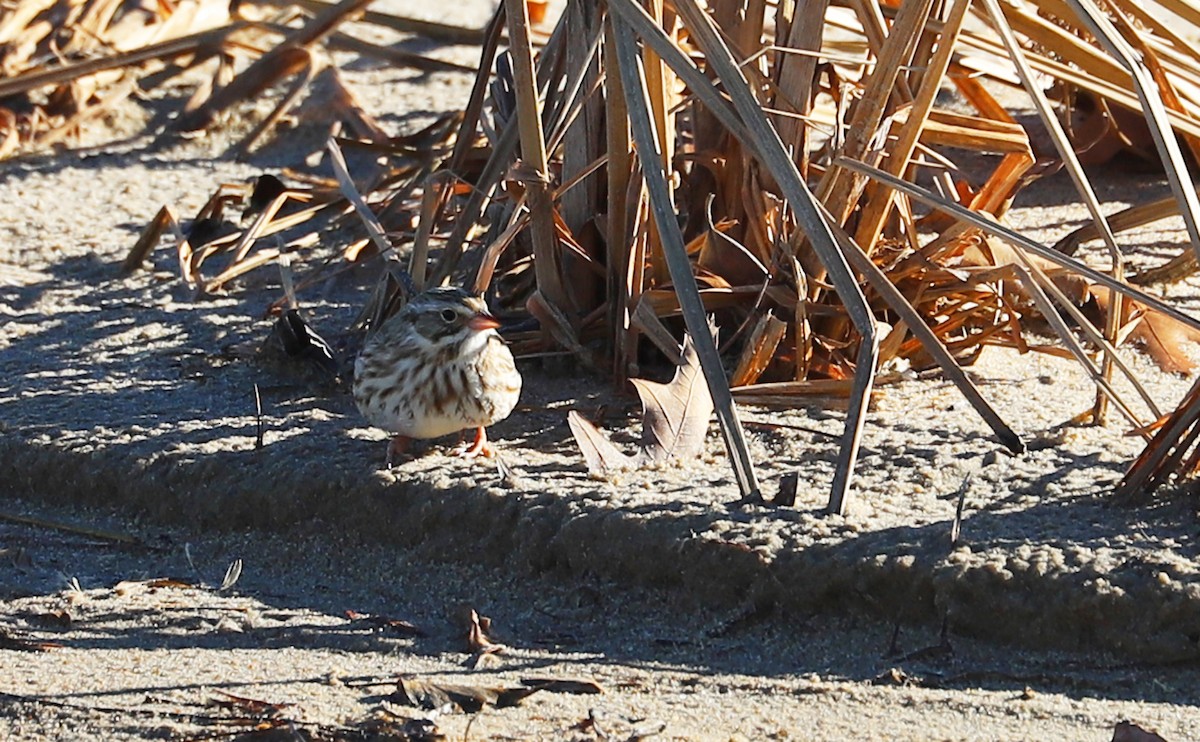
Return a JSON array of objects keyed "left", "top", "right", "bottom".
[{"left": 353, "top": 287, "right": 521, "bottom": 463}]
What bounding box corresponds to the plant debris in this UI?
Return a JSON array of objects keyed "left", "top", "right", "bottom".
[
  {"left": 463, "top": 607, "right": 506, "bottom": 668},
  {"left": 390, "top": 673, "right": 605, "bottom": 714},
  {"left": 0, "top": 628, "right": 63, "bottom": 652},
  {"left": 391, "top": 676, "right": 536, "bottom": 713},
  {"left": 568, "top": 331, "right": 713, "bottom": 476},
  {"left": 1113, "top": 721, "right": 1169, "bottom": 742},
  {"left": 345, "top": 609, "right": 424, "bottom": 636},
  {"left": 113, "top": 0, "right": 1200, "bottom": 506}
]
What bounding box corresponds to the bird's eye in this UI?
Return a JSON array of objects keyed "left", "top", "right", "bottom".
[{"left": 439, "top": 308, "right": 457, "bottom": 323}]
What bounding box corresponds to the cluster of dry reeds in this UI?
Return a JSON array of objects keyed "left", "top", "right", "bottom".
[{"left": 11, "top": 0, "right": 1200, "bottom": 509}]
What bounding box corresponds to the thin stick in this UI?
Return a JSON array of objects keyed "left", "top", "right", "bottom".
[
  {"left": 502, "top": 0, "right": 570, "bottom": 315},
  {"left": 980, "top": 0, "right": 1125, "bottom": 424},
  {"left": 254, "top": 383, "right": 264, "bottom": 450},
  {"left": 825, "top": 205, "right": 1023, "bottom": 453},
  {"left": 611, "top": 16, "right": 761, "bottom": 502},
  {"left": 0, "top": 22, "right": 251, "bottom": 100},
  {"left": 177, "top": 0, "right": 374, "bottom": 132},
  {"left": 832, "top": 157, "right": 1200, "bottom": 332},
  {"left": 664, "top": 0, "right": 879, "bottom": 514},
  {"left": 281, "top": 0, "right": 488, "bottom": 43},
  {"left": 1118, "top": 376, "right": 1200, "bottom": 500},
  {"left": 1059, "top": 0, "right": 1200, "bottom": 266},
  {"left": 325, "top": 137, "right": 397, "bottom": 261},
  {"left": 0, "top": 511, "right": 140, "bottom": 545},
  {"left": 950, "top": 473, "right": 972, "bottom": 546}
]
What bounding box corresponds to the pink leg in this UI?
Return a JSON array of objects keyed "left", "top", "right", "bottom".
[
  {"left": 385, "top": 435, "right": 412, "bottom": 468},
  {"left": 457, "top": 426, "right": 496, "bottom": 458}
]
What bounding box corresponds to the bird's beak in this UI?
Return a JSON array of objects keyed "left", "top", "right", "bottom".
[{"left": 468, "top": 312, "right": 501, "bottom": 331}]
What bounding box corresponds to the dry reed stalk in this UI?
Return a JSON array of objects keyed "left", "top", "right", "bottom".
[
  {"left": 105, "top": 0, "right": 1200, "bottom": 504},
  {"left": 613, "top": 10, "right": 761, "bottom": 501}
]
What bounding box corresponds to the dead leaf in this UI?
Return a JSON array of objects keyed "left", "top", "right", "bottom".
[
  {"left": 357, "top": 713, "right": 445, "bottom": 741},
  {"left": 697, "top": 195, "right": 768, "bottom": 286},
  {"left": 345, "top": 609, "right": 424, "bottom": 636},
  {"left": 25, "top": 609, "right": 72, "bottom": 628},
  {"left": 466, "top": 608, "right": 506, "bottom": 656},
  {"left": 392, "top": 676, "right": 537, "bottom": 713},
  {"left": 463, "top": 607, "right": 506, "bottom": 662},
  {"left": 569, "top": 330, "right": 714, "bottom": 476},
  {"left": 634, "top": 330, "right": 715, "bottom": 463},
  {"left": 144, "top": 578, "right": 196, "bottom": 589},
  {"left": 1091, "top": 287, "right": 1200, "bottom": 374},
  {"left": 0, "top": 628, "right": 63, "bottom": 652},
  {"left": 567, "top": 410, "right": 638, "bottom": 475},
  {"left": 210, "top": 690, "right": 293, "bottom": 717},
  {"left": 1112, "top": 721, "right": 1168, "bottom": 742},
  {"left": 520, "top": 676, "right": 604, "bottom": 694}
]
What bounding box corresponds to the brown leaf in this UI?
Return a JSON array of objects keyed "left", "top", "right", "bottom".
[
  {"left": 393, "top": 676, "right": 538, "bottom": 713},
  {"left": 1127, "top": 309, "right": 1200, "bottom": 375},
  {"left": 25, "top": 609, "right": 71, "bottom": 628},
  {"left": 0, "top": 628, "right": 63, "bottom": 652},
  {"left": 568, "top": 330, "right": 714, "bottom": 475},
  {"left": 144, "top": 578, "right": 196, "bottom": 589},
  {"left": 1112, "top": 721, "right": 1168, "bottom": 742},
  {"left": 1092, "top": 288, "right": 1200, "bottom": 374},
  {"left": 697, "top": 196, "right": 768, "bottom": 286},
  {"left": 633, "top": 331, "right": 714, "bottom": 464},
  {"left": 465, "top": 608, "right": 506, "bottom": 656},
  {"left": 344, "top": 609, "right": 424, "bottom": 636},
  {"left": 567, "top": 410, "right": 638, "bottom": 475},
  {"left": 209, "top": 691, "right": 293, "bottom": 717},
  {"left": 520, "top": 676, "right": 604, "bottom": 694}
]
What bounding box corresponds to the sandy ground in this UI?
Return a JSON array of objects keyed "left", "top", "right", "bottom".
[
  {"left": 1, "top": 0, "right": 1200, "bottom": 739},
  {"left": 1, "top": 496, "right": 1198, "bottom": 741}
]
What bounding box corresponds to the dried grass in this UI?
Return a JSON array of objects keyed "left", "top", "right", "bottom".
[{"left": 66, "top": 0, "right": 1200, "bottom": 506}]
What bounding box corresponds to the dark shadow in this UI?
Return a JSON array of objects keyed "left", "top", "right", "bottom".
[{"left": 3, "top": 111, "right": 1200, "bottom": 723}]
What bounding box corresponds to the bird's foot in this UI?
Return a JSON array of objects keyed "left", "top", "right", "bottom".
[
  {"left": 385, "top": 435, "right": 413, "bottom": 469},
  {"left": 454, "top": 427, "right": 496, "bottom": 459}
]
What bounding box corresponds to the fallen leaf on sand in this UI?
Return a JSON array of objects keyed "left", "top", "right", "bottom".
[
  {"left": 521, "top": 676, "right": 604, "bottom": 694},
  {"left": 465, "top": 608, "right": 505, "bottom": 656},
  {"left": 345, "top": 609, "right": 424, "bottom": 636},
  {"left": 0, "top": 628, "right": 63, "bottom": 652},
  {"left": 1091, "top": 286, "right": 1200, "bottom": 375},
  {"left": 569, "top": 330, "right": 714, "bottom": 475},
  {"left": 209, "top": 690, "right": 293, "bottom": 717},
  {"left": 392, "top": 676, "right": 537, "bottom": 712},
  {"left": 1112, "top": 720, "right": 1168, "bottom": 742}
]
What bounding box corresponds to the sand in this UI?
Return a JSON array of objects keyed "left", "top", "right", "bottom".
[{"left": 1, "top": 0, "right": 1199, "bottom": 738}]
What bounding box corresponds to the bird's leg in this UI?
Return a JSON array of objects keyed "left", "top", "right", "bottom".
[
  {"left": 456, "top": 426, "right": 496, "bottom": 458},
  {"left": 386, "top": 434, "right": 412, "bottom": 469}
]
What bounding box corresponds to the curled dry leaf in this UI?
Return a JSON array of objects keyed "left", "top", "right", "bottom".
[
  {"left": 210, "top": 690, "right": 293, "bottom": 718},
  {"left": 1090, "top": 287, "right": 1200, "bottom": 375},
  {"left": 1112, "top": 721, "right": 1168, "bottom": 742},
  {"left": 569, "top": 331, "right": 714, "bottom": 476},
  {"left": 393, "top": 676, "right": 537, "bottom": 713},
  {"left": 466, "top": 608, "right": 506, "bottom": 656},
  {"left": 344, "top": 609, "right": 424, "bottom": 636}
]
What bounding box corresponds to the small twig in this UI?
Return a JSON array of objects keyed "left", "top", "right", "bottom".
[
  {"left": 177, "top": 0, "right": 374, "bottom": 132},
  {"left": 950, "top": 473, "right": 972, "bottom": 546},
  {"left": 325, "top": 136, "right": 401, "bottom": 262},
  {"left": 284, "top": 0, "right": 488, "bottom": 43},
  {"left": 612, "top": 12, "right": 761, "bottom": 502},
  {"left": 463, "top": 712, "right": 481, "bottom": 742},
  {"left": 0, "top": 511, "right": 140, "bottom": 546},
  {"left": 254, "top": 383, "right": 264, "bottom": 450}
]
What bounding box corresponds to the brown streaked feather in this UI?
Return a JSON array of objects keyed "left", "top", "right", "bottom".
[{"left": 352, "top": 287, "right": 522, "bottom": 454}]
